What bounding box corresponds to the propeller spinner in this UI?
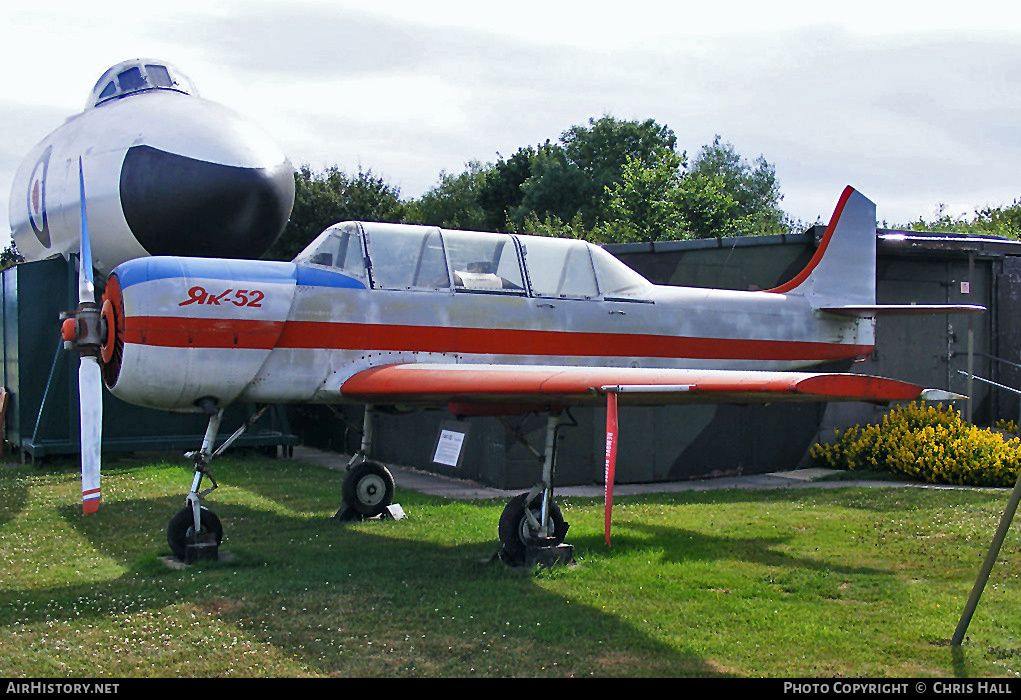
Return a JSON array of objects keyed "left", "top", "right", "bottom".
[{"left": 59, "top": 158, "right": 104, "bottom": 514}]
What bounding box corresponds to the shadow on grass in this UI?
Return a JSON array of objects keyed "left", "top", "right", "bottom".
[
  {"left": 568, "top": 518, "right": 887, "bottom": 579},
  {"left": 0, "top": 466, "right": 29, "bottom": 529},
  {"left": 0, "top": 482, "right": 721, "bottom": 676},
  {"left": 3, "top": 455, "right": 1008, "bottom": 676}
]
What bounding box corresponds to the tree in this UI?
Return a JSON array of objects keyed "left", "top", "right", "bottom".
[
  {"left": 264, "top": 165, "right": 406, "bottom": 261},
  {"left": 677, "top": 136, "right": 789, "bottom": 238},
  {"left": 0, "top": 240, "right": 23, "bottom": 271},
  {"left": 562, "top": 116, "right": 677, "bottom": 220},
  {"left": 514, "top": 141, "right": 589, "bottom": 230},
  {"left": 601, "top": 149, "right": 687, "bottom": 243},
  {"left": 558, "top": 116, "right": 678, "bottom": 228},
  {"left": 476, "top": 116, "right": 680, "bottom": 233},
  {"left": 405, "top": 161, "right": 488, "bottom": 230},
  {"left": 476, "top": 147, "right": 535, "bottom": 232},
  {"left": 900, "top": 199, "right": 1021, "bottom": 240},
  {"left": 674, "top": 169, "right": 745, "bottom": 239},
  {"left": 597, "top": 135, "right": 791, "bottom": 242}
]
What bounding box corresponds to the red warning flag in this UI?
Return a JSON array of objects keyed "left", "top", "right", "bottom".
[{"left": 603, "top": 391, "right": 618, "bottom": 546}]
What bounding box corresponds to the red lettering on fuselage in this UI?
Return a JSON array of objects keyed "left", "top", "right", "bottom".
[{"left": 179, "top": 286, "right": 264, "bottom": 307}]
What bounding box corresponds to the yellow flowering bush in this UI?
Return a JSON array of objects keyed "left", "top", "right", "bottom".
[
  {"left": 995, "top": 418, "right": 1019, "bottom": 434},
  {"left": 810, "top": 402, "right": 1021, "bottom": 487}
]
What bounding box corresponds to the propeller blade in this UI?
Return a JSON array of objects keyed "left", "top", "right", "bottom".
[
  {"left": 80, "top": 355, "right": 102, "bottom": 513},
  {"left": 78, "top": 157, "right": 94, "bottom": 304},
  {"left": 77, "top": 156, "right": 102, "bottom": 514}
]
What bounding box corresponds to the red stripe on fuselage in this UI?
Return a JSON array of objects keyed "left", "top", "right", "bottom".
[
  {"left": 123, "top": 317, "right": 283, "bottom": 349},
  {"left": 123, "top": 316, "right": 872, "bottom": 362}
]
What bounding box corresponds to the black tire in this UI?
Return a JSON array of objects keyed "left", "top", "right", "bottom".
[
  {"left": 167, "top": 506, "right": 223, "bottom": 560},
  {"left": 498, "top": 493, "right": 568, "bottom": 565},
  {"left": 342, "top": 460, "right": 395, "bottom": 517}
]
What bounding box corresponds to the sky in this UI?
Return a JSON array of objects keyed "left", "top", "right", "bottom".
[{"left": 3, "top": 0, "right": 1021, "bottom": 243}]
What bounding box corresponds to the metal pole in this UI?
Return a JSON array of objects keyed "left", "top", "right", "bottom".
[
  {"left": 952, "top": 472, "right": 1021, "bottom": 645},
  {"left": 967, "top": 325, "right": 974, "bottom": 424},
  {"left": 31, "top": 338, "right": 66, "bottom": 452},
  {"left": 360, "top": 405, "right": 374, "bottom": 455},
  {"left": 967, "top": 252, "right": 975, "bottom": 424}
]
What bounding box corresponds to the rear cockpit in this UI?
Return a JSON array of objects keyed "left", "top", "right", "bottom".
[{"left": 88, "top": 59, "right": 196, "bottom": 108}]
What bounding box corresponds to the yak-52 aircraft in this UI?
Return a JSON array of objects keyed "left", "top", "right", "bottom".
[{"left": 12, "top": 60, "right": 983, "bottom": 565}]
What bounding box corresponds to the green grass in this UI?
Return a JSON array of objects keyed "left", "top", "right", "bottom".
[{"left": 2, "top": 452, "right": 1021, "bottom": 677}]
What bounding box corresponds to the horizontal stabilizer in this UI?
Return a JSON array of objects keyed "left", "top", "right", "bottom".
[
  {"left": 820, "top": 304, "right": 985, "bottom": 317},
  {"left": 920, "top": 388, "right": 968, "bottom": 402}
]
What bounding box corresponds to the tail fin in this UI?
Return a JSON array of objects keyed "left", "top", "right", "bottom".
[
  {"left": 767, "top": 186, "right": 877, "bottom": 307},
  {"left": 769, "top": 186, "right": 985, "bottom": 318}
]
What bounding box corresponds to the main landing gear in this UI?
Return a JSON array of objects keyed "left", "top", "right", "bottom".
[
  {"left": 334, "top": 406, "right": 397, "bottom": 521},
  {"left": 166, "top": 402, "right": 572, "bottom": 568},
  {"left": 496, "top": 412, "right": 573, "bottom": 568},
  {"left": 336, "top": 405, "right": 573, "bottom": 567}
]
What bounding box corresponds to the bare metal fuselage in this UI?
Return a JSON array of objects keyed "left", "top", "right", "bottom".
[{"left": 105, "top": 249, "right": 874, "bottom": 413}]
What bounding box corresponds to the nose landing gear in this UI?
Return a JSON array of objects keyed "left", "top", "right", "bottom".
[{"left": 166, "top": 402, "right": 269, "bottom": 562}]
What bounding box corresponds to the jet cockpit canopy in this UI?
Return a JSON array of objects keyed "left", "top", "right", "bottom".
[{"left": 88, "top": 59, "right": 197, "bottom": 108}]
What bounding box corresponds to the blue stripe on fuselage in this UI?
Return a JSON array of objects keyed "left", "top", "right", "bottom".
[
  {"left": 294, "top": 265, "right": 366, "bottom": 289},
  {"left": 113, "top": 257, "right": 365, "bottom": 290}
]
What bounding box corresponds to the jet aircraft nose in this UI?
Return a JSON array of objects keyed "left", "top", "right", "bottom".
[{"left": 119, "top": 144, "right": 295, "bottom": 260}]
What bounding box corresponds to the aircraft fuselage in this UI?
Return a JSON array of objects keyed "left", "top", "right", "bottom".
[{"left": 102, "top": 222, "right": 874, "bottom": 413}]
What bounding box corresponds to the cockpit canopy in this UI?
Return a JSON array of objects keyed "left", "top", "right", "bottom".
[
  {"left": 88, "top": 59, "right": 196, "bottom": 108},
  {"left": 295, "top": 222, "right": 652, "bottom": 300}
]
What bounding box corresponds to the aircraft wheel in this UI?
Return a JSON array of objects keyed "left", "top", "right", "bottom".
[
  {"left": 342, "top": 460, "right": 395, "bottom": 517},
  {"left": 498, "top": 493, "right": 568, "bottom": 565},
  {"left": 167, "top": 506, "right": 223, "bottom": 560}
]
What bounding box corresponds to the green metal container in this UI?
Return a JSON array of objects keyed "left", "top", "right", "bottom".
[{"left": 0, "top": 256, "right": 297, "bottom": 461}]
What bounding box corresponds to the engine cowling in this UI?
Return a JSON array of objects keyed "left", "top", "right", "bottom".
[{"left": 103, "top": 257, "right": 298, "bottom": 412}]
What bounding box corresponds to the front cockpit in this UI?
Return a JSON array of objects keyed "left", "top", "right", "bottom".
[{"left": 88, "top": 59, "right": 196, "bottom": 108}]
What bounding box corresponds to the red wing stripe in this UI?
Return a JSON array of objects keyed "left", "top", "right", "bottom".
[
  {"left": 124, "top": 317, "right": 873, "bottom": 362},
  {"left": 791, "top": 373, "right": 923, "bottom": 401}
]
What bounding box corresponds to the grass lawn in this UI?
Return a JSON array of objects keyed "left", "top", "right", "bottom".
[{"left": 1, "top": 451, "right": 1020, "bottom": 677}]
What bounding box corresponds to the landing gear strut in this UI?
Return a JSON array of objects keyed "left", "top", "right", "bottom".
[
  {"left": 497, "top": 412, "right": 573, "bottom": 567},
  {"left": 166, "top": 402, "right": 269, "bottom": 562}
]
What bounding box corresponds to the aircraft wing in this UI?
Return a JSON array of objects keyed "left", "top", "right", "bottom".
[
  {"left": 342, "top": 362, "right": 962, "bottom": 547},
  {"left": 339, "top": 363, "right": 959, "bottom": 413}
]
